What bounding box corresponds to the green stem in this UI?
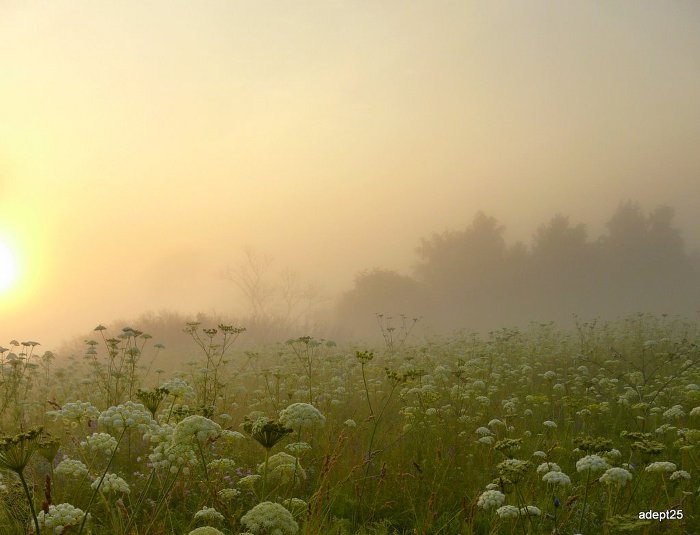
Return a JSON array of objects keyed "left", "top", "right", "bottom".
[
  {"left": 122, "top": 467, "right": 157, "bottom": 535},
  {"left": 196, "top": 439, "right": 216, "bottom": 503},
  {"left": 361, "top": 363, "right": 374, "bottom": 416},
  {"left": 262, "top": 448, "right": 270, "bottom": 499},
  {"left": 19, "top": 469, "right": 41, "bottom": 535},
  {"left": 78, "top": 426, "right": 127, "bottom": 535},
  {"left": 143, "top": 466, "right": 182, "bottom": 535},
  {"left": 578, "top": 469, "right": 591, "bottom": 534}
]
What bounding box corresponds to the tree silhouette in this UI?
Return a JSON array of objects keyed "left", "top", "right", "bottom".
[{"left": 336, "top": 202, "right": 700, "bottom": 337}]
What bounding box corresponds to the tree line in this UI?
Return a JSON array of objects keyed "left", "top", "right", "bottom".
[{"left": 336, "top": 201, "right": 700, "bottom": 336}]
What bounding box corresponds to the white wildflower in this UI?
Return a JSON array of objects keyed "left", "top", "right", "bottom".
[
  {"left": 207, "top": 458, "right": 236, "bottom": 473},
  {"left": 161, "top": 377, "right": 194, "bottom": 398},
  {"left": 194, "top": 506, "right": 224, "bottom": 524},
  {"left": 92, "top": 473, "right": 130, "bottom": 494},
  {"left": 188, "top": 528, "right": 225, "bottom": 535},
  {"left": 286, "top": 442, "right": 312, "bottom": 454},
  {"left": 477, "top": 489, "right": 505, "bottom": 509},
  {"left": 670, "top": 470, "right": 691, "bottom": 481},
  {"left": 47, "top": 401, "right": 100, "bottom": 426},
  {"left": 576, "top": 455, "right": 608, "bottom": 473},
  {"left": 81, "top": 433, "right": 118, "bottom": 456},
  {"left": 542, "top": 470, "right": 571, "bottom": 486},
  {"left": 55, "top": 459, "right": 89, "bottom": 479},
  {"left": 599, "top": 467, "right": 633, "bottom": 487},
  {"left": 645, "top": 461, "right": 677, "bottom": 473},
  {"left": 663, "top": 405, "right": 686, "bottom": 420},
  {"left": 536, "top": 462, "right": 561, "bottom": 474},
  {"left": 278, "top": 403, "right": 325, "bottom": 431},
  {"left": 240, "top": 501, "right": 298, "bottom": 535},
  {"left": 496, "top": 505, "right": 519, "bottom": 518},
  {"left": 218, "top": 487, "right": 241, "bottom": 500},
  {"left": 174, "top": 415, "right": 221, "bottom": 446},
  {"left": 238, "top": 474, "right": 261, "bottom": 488},
  {"left": 98, "top": 401, "right": 155, "bottom": 432},
  {"left": 36, "top": 503, "right": 88, "bottom": 534}
]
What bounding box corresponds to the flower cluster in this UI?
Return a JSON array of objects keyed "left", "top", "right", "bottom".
[
  {"left": 238, "top": 474, "right": 261, "bottom": 488},
  {"left": 92, "top": 473, "right": 130, "bottom": 494},
  {"left": 259, "top": 452, "right": 304, "bottom": 485},
  {"left": 240, "top": 501, "right": 299, "bottom": 535},
  {"left": 536, "top": 462, "right": 561, "bottom": 474},
  {"left": 243, "top": 416, "right": 292, "bottom": 449},
  {"left": 188, "top": 528, "right": 225, "bottom": 535},
  {"left": 146, "top": 423, "right": 197, "bottom": 474},
  {"left": 645, "top": 461, "right": 677, "bottom": 473},
  {"left": 161, "top": 377, "right": 194, "bottom": 399},
  {"left": 278, "top": 403, "right": 326, "bottom": 431},
  {"left": 207, "top": 458, "right": 236, "bottom": 473},
  {"left": 36, "top": 503, "right": 88, "bottom": 534},
  {"left": 55, "top": 459, "right": 89, "bottom": 479},
  {"left": 218, "top": 487, "right": 241, "bottom": 500},
  {"left": 497, "top": 459, "right": 530, "bottom": 481},
  {"left": 542, "top": 470, "right": 571, "bottom": 486},
  {"left": 98, "top": 402, "right": 155, "bottom": 432},
  {"left": 194, "top": 506, "right": 224, "bottom": 524},
  {"left": 477, "top": 489, "right": 505, "bottom": 509},
  {"left": 281, "top": 498, "right": 307, "bottom": 515},
  {"left": 81, "top": 432, "right": 118, "bottom": 456},
  {"left": 286, "top": 442, "right": 311, "bottom": 455},
  {"left": 600, "top": 467, "right": 633, "bottom": 487},
  {"left": 576, "top": 454, "right": 608, "bottom": 473},
  {"left": 670, "top": 470, "right": 691, "bottom": 481},
  {"left": 47, "top": 401, "right": 100, "bottom": 425},
  {"left": 496, "top": 505, "right": 519, "bottom": 518},
  {"left": 0, "top": 427, "right": 43, "bottom": 472},
  {"left": 174, "top": 415, "right": 221, "bottom": 446}
]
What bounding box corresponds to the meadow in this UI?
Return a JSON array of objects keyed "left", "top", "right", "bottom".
[{"left": 0, "top": 313, "right": 698, "bottom": 534}]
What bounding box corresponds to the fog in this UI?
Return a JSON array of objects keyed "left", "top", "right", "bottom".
[{"left": 2, "top": 2, "right": 700, "bottom": 350}]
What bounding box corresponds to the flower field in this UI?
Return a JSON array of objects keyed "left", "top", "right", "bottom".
[{"left": 0, "top": 314, "right": 698, "bottom": 534}]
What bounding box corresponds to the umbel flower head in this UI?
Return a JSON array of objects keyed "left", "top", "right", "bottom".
[
  {"left": 0, "top": 426, "right": 42, "bottom": 473},
  {"left": 542, "top": 470, "right": 572, "bottom": 486},
  {"left": 188, "top": 528, "right": 225, "bottom": 535},
  {"left": 36, "top": 433, "right": 61, "bottom": 463},
  {"left": 576, "top": 454, "right": 608, "bottom": 473},
  {"left": 257, "top": 452, "right": 305, "bottom": 485},
  {"left": 476, "top": 489, "right": 505, "bottom": 509},
  {"left": 279, "top": 403, "right": 326, "bottom": 431},
  {"left": 240, "top": 501, "right": 298, "bottom": 535},
  {"left": 98, "top": 401, "right": 155, "bottom": 432},
  {"left": 92, "top": 473, "right": 130, "bottom": 494},
  {"left": 36, "top": 502, "right": 89, "bottom": 534},
  {"left": 193, "top": 506, "right": 224, "bottom": 524},
  {"left": 600, "top": 467, "right": 633, "bottom": 487},
  {"left": 174, "top": 415, "right": 222, "bottom": 446},
  {"left": 136, "top": 387, "right": 169, "bottom": 415},
  {"left": 242, "top": 416, "right": 292, "bottom": 450},
  {"left": 55, "top": 459, "right": 89, "bottom": 479}
]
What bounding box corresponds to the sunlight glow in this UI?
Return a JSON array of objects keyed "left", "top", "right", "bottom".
[{"left": 0, "top": 241, "right": 18, "bottom": 293}]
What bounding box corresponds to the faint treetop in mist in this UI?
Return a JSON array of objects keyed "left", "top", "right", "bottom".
[
  {"left": 222, "top": 246, "right": 326, "bottom": 340},
  {"left": 336, "top": 201, "right": 700, "bottom": 337}
]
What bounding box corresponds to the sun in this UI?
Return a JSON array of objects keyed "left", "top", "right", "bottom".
[{"left": 0, "top": 240, "right": 18, "bottom": 293}]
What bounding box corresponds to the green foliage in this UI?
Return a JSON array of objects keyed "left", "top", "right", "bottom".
[{"left": 0, "top": 313, "right": 698, "bottom": 533}]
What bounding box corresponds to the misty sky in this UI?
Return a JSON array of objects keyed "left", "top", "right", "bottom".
[{"left": 2, "top": 1, "right": 700, "bottom": 348}]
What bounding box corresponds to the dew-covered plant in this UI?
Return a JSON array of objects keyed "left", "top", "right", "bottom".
[{"left": 0, "top": 313, "right": 697, "bottom": 533}]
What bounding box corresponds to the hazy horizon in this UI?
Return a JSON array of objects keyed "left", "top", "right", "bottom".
[{"left": 2, "top": 1, "right": 700, "bottom": 349}]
